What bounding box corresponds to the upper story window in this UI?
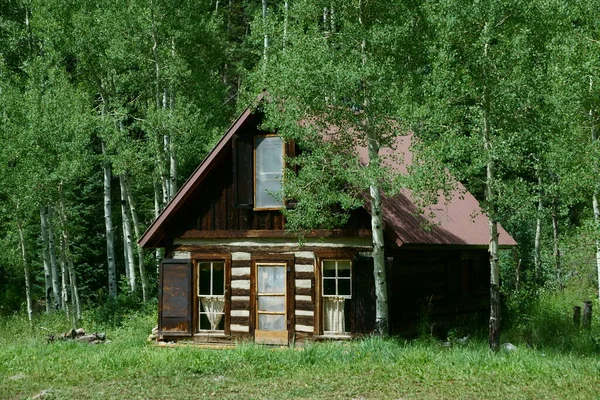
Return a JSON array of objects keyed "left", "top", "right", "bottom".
[{"left": 254, "top": 135, "right": 284, "bottom": 209}]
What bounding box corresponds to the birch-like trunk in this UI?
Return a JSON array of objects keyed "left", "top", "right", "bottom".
[
  {"left": 262, "top": 0, "right": 268, "bottom": 62},
  {"left": 161, "top": 89, "right": 170, "bottom": 205},
  {"left": 123, "top": 174, "right": 148, "bottom": 302},
  {"left": 590, "top": 80, "right": 600, "bottom": 301},
  {"left": 40, "top": 206, "right": 52, "bottom": 312},
  {"left": 483, "top": 30, "right": 500, "bottom": 353},
  {"left": 120, "top": 175, "right": 137, "bottom": 293},
  {"left": 551, "top": 199, "right": 562, "bottom": 290},
  {"left": 60, "top": 228, "right": 70, "bottom": 318},
  {"left": 368, "top": 134, "right": 389, "bottom": 335},
  {"left": 534, "top": 176, "right": 543, "bottom": 283},
  {"left": 58, "top": 183, "right": 81, "bottom": 321},
  {"left": 359, "top": 4, "right": 388, "bottom": 334},
  {"left": 17, "top": 217, "right": 33, "bottom": 323},
  {"left": 593, "top": 191, "right": 600, "bottom": 301},
  {"left": 47, "top": 206, "right": 61, "bottom": 309},
  {"left": 102, "top": 141, "right": 118, "bottom": 298},
  {"left": 169, "top": 132, "right": 177, "bottom": 199}
]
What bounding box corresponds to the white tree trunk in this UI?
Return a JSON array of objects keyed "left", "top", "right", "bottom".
[
  {"left": 40, "top": 206, "right": 52, "bottom": 312},
  {"left": 593, "top": 192, "right": 600, "bottom": 301},
  {"left": 534, "top": 176, "right": 543, "bottom": 282},
  {"left": 368, "top": 148, "right": 389, "bottom": 335},
  {"left": 17, "top": 218, "right": 33, "bottom": 323},
  {"left": 58, "top": 183, "right": 81, "bottom": 322},
  {"left": 161, "top": 89, "right": 171, "bottom": 204},
  {"left": 551, "top": 200, "right": 562, "bottom": 290},
  {"left": 359, "top": 4, "right": 388, "bottom": 334},
  {"left": 483, "top": 47, "right": 500, "bottom": 351},
  {"left": 262, "top": 0, "right": 268, "bottom": 62},
  {"left": 169, "top": 134, "right": 177, "bottom": 199},
  {"left": 47, "top": 206, "right": 61, "bottom": 309},
  {"left": 102, "top": 141, "right": 118, "bottom": 298},
  {"left": 123, "top": 174, "right": 148, "bottom": 302},
  {"left": 590, "top": 83, "right": 600, "bottom": 301},
  {"left": 120, "top": 175, "right": 137, "bottom": 292},
  {"left": 59, "top": 233, "right": 70, "bottom": 320}
]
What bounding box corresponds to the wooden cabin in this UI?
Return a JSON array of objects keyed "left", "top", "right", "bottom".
[{"left": 139, "top": 106, "right": 516, "bottom": 345}]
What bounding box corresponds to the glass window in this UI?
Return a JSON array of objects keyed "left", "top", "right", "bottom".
[
  {"left": 254, "top": 135, "right": 284, "bottom": 209},
  {"left": 198, "top": 261, "right": 225, "bottom": 332},
  {"left": 322, "top": 260, "right": 352, "bottom": 335}
]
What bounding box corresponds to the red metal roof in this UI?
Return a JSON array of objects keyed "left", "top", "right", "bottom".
[
  {"left": 357, "top": 134, "right": 516, "bottom": 247},
  {"left": 139, "top": 105, "right": 516, "bottom": 249}
]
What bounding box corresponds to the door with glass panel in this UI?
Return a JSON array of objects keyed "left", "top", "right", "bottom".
[{"left": 254, "top": 263, "right": 288, "bottom": 345}]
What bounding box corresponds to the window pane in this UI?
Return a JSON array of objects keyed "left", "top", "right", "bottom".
[
  {"left": 322, "top": 261, "right": 336, "bottom": 277},
  {"left": 257, "top": 265, "right": 285, "bottom": 293},
  {"left": 323, "top": 278, "right": 336, "bottom": 295},
  {"left": 337, "top": 262, "right": 351, "bottom": 277},
  {"left": 198, "top": 264, "right": 212, "bottom": 295},
  {"left": 212, "top": 263, "right": 225, "bottom": 296},
  {"left": 258, "top": 296, "right": 285, "bottom": 312},
  {"left": 338, "top": 278, "right": 351, "bottom": 296},
  {"left": 255, "top": 136, "right": 283, "bottom": 208},
  {"left": 258, "top": 314, "right": 285, "bottom": 330}
]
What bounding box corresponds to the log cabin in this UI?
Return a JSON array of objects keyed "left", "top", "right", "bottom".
[{"left": 139, "top": 104, "right": 516, "bottom": 345}]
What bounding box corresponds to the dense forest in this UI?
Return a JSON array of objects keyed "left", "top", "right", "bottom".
[{"left": 1, "top": 0, "right": 599, "bottom": 340}]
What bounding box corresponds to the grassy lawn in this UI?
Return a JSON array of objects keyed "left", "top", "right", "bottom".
[{"left": 1, "top": 311, "right": 599, "bottom": 399}]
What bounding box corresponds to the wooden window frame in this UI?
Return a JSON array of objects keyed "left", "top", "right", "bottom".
[
  {"left": 253, "top": 134, "right": 285, "bottom": 211},
  {"left": 192, "top": 253, "right": 231, "bottom": 336},
  {"left": 314, "top": 250, "right": 356, "bottom": 337}
]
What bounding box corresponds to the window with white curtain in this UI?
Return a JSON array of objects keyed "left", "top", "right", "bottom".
[
  {"left": 198, "top": 261, "right": 225, "bottom": 331},
  {"left": 322, "top": 260, "right": 351, "bottom": 334}
]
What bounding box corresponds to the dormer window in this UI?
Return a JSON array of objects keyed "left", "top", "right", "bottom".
[{"left": 254, "top": 135, "right": 284, "bottom": 209}]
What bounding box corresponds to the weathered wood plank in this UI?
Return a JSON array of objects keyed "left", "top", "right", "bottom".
[
  {"left": 295, "top": 300, "right": 314, "bottom": 312},
  {"left": 295, "top": 271, "right": 313, "bottom": 280}
]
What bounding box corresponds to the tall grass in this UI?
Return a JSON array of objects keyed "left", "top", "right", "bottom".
[{"left": 1, "top": 293, "right": 599, "bottom": 399}]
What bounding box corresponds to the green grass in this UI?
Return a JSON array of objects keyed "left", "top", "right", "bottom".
[{"left": 1, "top": 301, "right": 600, "bottom": 400}]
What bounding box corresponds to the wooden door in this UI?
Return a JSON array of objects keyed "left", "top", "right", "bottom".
[{"left": 254, "top": 262, "right": 288, "bottom": 345}]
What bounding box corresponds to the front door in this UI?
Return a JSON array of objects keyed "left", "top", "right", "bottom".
[{"left": 254, "top": 263, "right": 288, "bottom": 345}]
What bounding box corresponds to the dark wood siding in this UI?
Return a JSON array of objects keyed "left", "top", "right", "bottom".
[
  {"left": 387, "top": 249, "right": 490, "bottom": 337},
  {"left": 165, "top": 137, "right": 284, "bottom": 236},
  {"left": 351, "top": 255, "right": 376, "bottom": 334},
  {"left": 159, "top": 259, "right": 193, "bottom": 335}
]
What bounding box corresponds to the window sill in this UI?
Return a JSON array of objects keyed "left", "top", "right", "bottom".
[
  {"left": 194, "top": 332, "right": 228, "bottom": 338},
  {"left": 314, "top": 334, "right": 352, "bottom": 340}
]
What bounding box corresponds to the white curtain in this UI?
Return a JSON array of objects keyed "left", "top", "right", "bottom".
[
  {"left": 324, "top": 296, "right": 346, "bottom": 333},
  {"left": 201, "top": 296, "right": 225, "bottom": 330}
]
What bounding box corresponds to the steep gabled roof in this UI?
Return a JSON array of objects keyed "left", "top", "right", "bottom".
[
  {"left": 139, "top": 105, "right": 256, "bottom": 248},
  {"left": 140, "top": 105, "right": 516, "bottom": 249}
]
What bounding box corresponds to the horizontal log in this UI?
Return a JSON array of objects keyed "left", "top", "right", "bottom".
[
  {"left": 295, "top": 258, "right": 315, "bottom": 266},
  {"left": 180, "top": 229, "right": 372, "bottom": 239},
  {"left": 295, "top": 315, "right": 314, "bottom": 326},
  {"left": 232, "top": 260, "right": 251, "bottom": 268},
  {"left": 230, "top": 316, "right": 250, "bottom": 326},
  {"left": 231, "top": 274, "right": 251, "bottom": 281},
  {"left": 231, "top": 299, "right": 250, "bottom": 310},
  {"left": 296, "top": 287, "right": 312, "bottom": 296},
  {"left": 173, "top": 245, "right": 371, "bottom": 254},
  {"left": 231, "top": 288, "right": 250, "bottom": 297},
  {"left": 294, "top": 332, "right": 313, "bottom": 342},
  {"left": 295, "top": 300, "right": 314, "bottom": 311},
  {"left": 295, "top": 271, "right": 313, "bottom": 280}
]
